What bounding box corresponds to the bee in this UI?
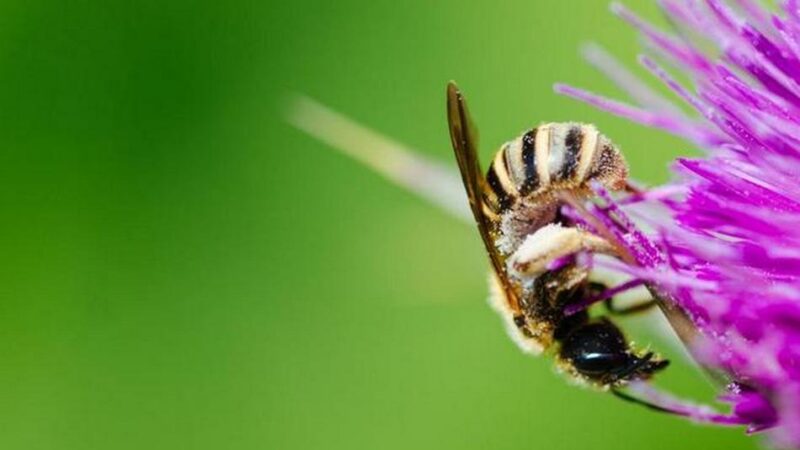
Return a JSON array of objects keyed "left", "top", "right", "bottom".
[{"left": 446, "top": 82, "right": 668, "bottom": 389}]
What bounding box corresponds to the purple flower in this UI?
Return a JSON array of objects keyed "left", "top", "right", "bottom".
[
  {"left": 555, "top": 1, "right": 800, "bottom": 446},
  {"left": 288, "top": 1, "right": 800, "bottom": 447}
]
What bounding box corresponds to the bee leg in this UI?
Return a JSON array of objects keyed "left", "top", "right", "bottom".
[
  {"left": 604, "top": 297, "right": 658, "bottom": 316},
  {"left": 610, "top": 388, "right": 684, "bottom": 415},
  {"left": 509, "top": 224, "right": 616, "bottom": 279},
  {"left": 623, "top": 181, "right": 643, "bottom": 195},
  {"left": 586, "top": 281, "right": 656, "bottom": 316},
  {"left": 564, "top": 280, "right": 645, "bottom": 316}
]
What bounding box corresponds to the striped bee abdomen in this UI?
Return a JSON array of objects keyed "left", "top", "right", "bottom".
[{"left": 484, "top": 122, "right": 625, "bottom": 214}]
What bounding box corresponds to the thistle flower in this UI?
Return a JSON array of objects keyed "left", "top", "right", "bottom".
[
  {"left": 288, "top": 1, "right": 800, "bottom": 447},
  {"left": 555, "top": 1, "right": 800, "bottom": 447}
]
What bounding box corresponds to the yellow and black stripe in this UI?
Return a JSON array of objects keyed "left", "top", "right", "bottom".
[{"left": 483, "top": 123, "right": 604, "bottom": 215}]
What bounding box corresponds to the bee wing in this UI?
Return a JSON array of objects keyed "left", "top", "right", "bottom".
[{"left": 446, "top": 82, "right": 522, "bottom": 315}]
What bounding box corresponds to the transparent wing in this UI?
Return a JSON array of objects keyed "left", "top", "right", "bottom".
[{"left": 447, "top": 82, "right": 521, "bottom": 315}]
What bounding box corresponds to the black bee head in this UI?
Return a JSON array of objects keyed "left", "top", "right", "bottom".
[{"left": 559, "top": 318, "right": 669, "bottom": 383}]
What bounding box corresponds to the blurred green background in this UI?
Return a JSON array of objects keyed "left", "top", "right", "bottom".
[{"left": 0, "top": 1, "right": 759, "bottom": 449}]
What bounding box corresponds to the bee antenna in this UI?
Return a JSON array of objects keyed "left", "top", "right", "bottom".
[
  {"left": 610, "top": 387, "right": 686, "bottom": 415},
  {"left": 613, "top": 383, "right": 750, "bottom": 425}
]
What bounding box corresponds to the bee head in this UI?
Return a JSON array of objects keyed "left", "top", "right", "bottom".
[{"left": 559, "top": 318, "right": 669, "bottom": 384}]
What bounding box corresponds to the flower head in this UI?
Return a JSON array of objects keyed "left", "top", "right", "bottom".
[{"left": 557, "top": 1, "right": 800, "bottom": 446}]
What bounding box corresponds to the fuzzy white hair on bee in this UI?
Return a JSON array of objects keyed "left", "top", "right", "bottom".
[{"left": 487, "top": 272, "right": 545, "bottom": 355}]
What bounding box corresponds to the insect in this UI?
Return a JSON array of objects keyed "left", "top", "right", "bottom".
[{"left": 446, "top": 82, "right": 668, "bottom": 390}]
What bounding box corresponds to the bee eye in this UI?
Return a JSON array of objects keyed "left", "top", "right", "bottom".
[
  {"left": 559, "top": 320, "right": 631, "bottom": 378},
  {"left": 569, "top": 351, "right": 631, "bottom": 377}
]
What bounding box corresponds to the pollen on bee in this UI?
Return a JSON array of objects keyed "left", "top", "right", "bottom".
[
  {"left": 487, "top": 272, "right": 545, "bottom": 355},
  {"left": 508, "top": 223, "right": 616, "bottom": 279}
]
